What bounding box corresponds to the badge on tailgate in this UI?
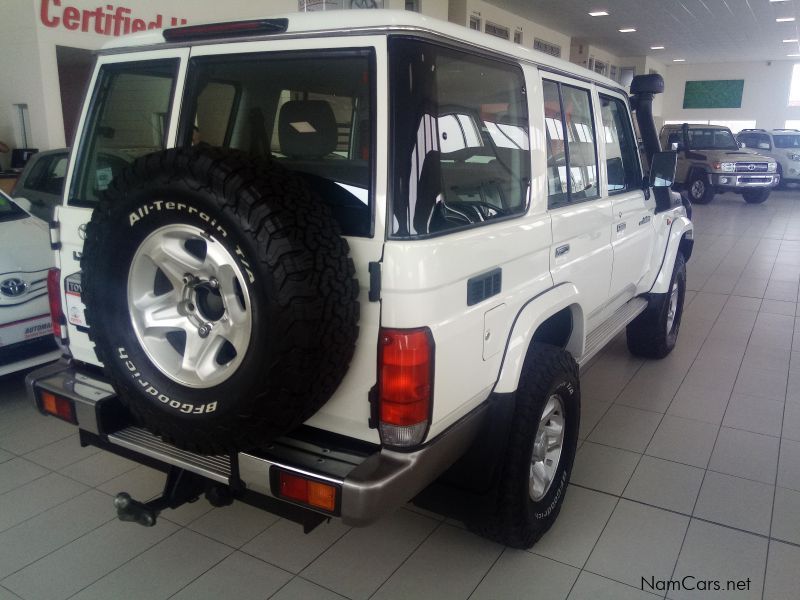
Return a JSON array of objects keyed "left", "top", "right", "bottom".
[{"left": 65, "top": 272, "right": 88, "bottom": 328}]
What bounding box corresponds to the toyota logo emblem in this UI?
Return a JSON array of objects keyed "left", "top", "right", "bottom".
[
  {"left": 0, "top": 278, "right": 27, "bottom": 298},
  {"left": 748, "top": 164, "right": 756, "bottom": 171}
]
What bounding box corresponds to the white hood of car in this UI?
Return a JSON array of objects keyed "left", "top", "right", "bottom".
[{"left": 0, "top": 215, "right": 52, "bottom": 273}]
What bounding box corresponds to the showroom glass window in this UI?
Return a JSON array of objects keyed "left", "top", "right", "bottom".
[
  {"left": 599, "top": 94, "right": 641, "bottom": 193},
  {"left": 543, "top": 79, "right": 599, "bottom": 207},
  {"left": 179, "top": 51, "right": 375, "bottom": 237},
  {"left": 69, "top": 60, "right": 179, "bottom": 206},
  {"left": 389, "top": 38, "right": 530, "bottom": 237}
]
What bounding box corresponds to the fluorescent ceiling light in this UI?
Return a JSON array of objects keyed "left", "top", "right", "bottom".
[
  {"left": 777, "top": 17, "right": 796, "bottom": 22},
  {"left": 651, "top": 46, "right": 665, "bottom": 50},
  {"left": 771, "top": 0, "right": 790, "bottom": 3},
  {"left": 673, "top": 58, "right": 686, "bottom": 62},
  {"left": 789, "top": 53, "right": 800, "bottom": 57},
  {"left": 588, "top": 11, "right": 609, "bottom": 16},
  {"left": 784, "top": 38, "right": 799, "bottom": 42},
  {"left": 619, "top": 28, "right": 636, "bottom": 33}
]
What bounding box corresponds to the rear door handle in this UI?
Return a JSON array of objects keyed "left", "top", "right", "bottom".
[{"left": 555, "top": 244, "right": 570, "bottom": 257}]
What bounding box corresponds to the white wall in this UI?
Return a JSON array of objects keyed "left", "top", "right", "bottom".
[
  {"left": 0, "top": 1, "right": 43, "bottom": 169},
  {"left": 662, "top": 60, "right": 800, "bottom": 130}
]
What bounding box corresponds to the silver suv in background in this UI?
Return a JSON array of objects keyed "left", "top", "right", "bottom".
[{"left": 736, "top": 129, "right": 800, "bottom": 187}]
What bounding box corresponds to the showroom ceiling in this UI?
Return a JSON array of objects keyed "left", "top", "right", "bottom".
[{"left": 488, "top": 0, "right": 800, "bottom": 63}]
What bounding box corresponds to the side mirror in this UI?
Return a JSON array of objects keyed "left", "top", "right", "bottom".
[{"left": 649, "top": 151, "right": 677, "bottom": 188}]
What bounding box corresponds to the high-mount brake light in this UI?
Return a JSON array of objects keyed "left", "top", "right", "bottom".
[
  {"left": 163, "top": 18, "right": 289, "bottom": 42},
  {"left": 378, "top": 327, "right": 434, "bottom": 447},
  {"left": 47, "top": 268, "right": 63, "bottom": 339}
]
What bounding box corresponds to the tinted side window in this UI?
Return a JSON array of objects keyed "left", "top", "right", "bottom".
[
  {"left": 544, "top": 80, "right": 599, "bottom": 207},
  {"left": 70, "top": 60, "right": 178, "bottom": 206},
  {"left": 390, "top": 39, "right": 530, "bottom": 237},
  {"left": 599, "top": 94, "right": 641, "bottom": 193}
]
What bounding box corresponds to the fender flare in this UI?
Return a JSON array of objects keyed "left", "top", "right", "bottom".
[
  {"left": 650, "top": 216, "right": 693, "bottom": 294},
  {"left": 493, "top": 283, "right": 583, "bottom": 394}
]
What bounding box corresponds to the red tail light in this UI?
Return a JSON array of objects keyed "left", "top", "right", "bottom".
[
  {"left": 378, "top": 328, "right": 434, "bottom": 447},
  {"left": 47, "top": 268, "right": 63, "bottom": 339}
]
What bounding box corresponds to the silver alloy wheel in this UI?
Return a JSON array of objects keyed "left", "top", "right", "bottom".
[
  {"left": 691, "top": 179, "right": 705, "bottom": 200},
  {"left": 127, "top": 224, "right": 253, "bottom": 388},
  {"left": 529, "top": 394, "right": 565, "bottom": 501},
  {"left": 666, "top": 279, "right": 680, "bottom": 334}
]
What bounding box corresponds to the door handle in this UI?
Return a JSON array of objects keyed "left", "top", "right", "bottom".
[
  {"left": 555, "top": 244, "right": 570, "bottom": 257},
  {"left": 617, "top": 222, "right": 627, "bottom": 233}
]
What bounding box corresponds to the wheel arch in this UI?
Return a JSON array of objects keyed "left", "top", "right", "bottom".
[
  {"left": 650, "top": 216, "right": 693, "bottom": 294},
  {"left": 493, "top": 284, "right": 584, "bottom": 394}
]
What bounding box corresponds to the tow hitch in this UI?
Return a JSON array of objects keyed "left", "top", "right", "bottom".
[{"left": 114, "top": 467, "right": 233, "bottom": 526}]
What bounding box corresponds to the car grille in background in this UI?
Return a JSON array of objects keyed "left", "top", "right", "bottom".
[{"left": 735, "top": 163, "right": 769, "bottom": 172}]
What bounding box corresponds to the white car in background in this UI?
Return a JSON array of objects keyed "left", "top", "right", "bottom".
[{"left": 0, "top": 191, "right": 60, "bottom": 376}]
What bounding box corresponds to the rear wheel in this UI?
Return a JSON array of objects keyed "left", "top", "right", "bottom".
[
  {"left": 687, "top": 172, "right": 714, "bottom": 204},
  {"left": 743, "top": 189, "right": 770, "bottom": 204},
  {"left": 479, "top": 344, "right": 579, "bottom": 548},
  {"left": 627, "top": 252, "right": 686, "bottom": 359}
]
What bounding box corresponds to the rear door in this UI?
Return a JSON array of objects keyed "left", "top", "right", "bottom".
[
  {"left": 544, "top": 76, "right": 613, "bottom": 325},
  {"left": 56, "top": 49, "right": 189, "bottom": 366}
]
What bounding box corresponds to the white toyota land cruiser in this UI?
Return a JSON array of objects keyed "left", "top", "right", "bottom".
[{"left": 28, "top": 11, "right": 693, "bottom": 548}]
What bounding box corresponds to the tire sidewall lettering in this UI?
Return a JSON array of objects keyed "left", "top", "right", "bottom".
[
  {"left": 115, "top": 346, "right": 218, "bottom": 414},
  {"left": 125, "top": 199, "right": 257, "bottom": 286}
]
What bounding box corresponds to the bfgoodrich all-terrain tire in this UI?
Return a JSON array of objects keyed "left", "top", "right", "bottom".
[
  {"left": 479, "top": 344, "right": 580, "bottom": 548},
  {"left": 81, "top": 147, "right": 359, "bottom": 453},
  {"left": 626, "top": 252, "right": 686, "bottom": 359}
]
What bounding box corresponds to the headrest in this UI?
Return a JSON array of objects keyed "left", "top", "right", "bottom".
[{"left": 278, "top": 100, "right": 337, "bottom": 159}]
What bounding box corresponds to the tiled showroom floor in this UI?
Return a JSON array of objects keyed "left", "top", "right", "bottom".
[{"left": 5, "top": 191, "right": 800, "bottom": 600}]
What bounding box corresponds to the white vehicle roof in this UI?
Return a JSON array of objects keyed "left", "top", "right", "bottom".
[{"left": 101, "top": 10, "right": 621, "bottom": 92}]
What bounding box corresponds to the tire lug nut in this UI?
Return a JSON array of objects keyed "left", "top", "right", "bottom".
[
  {"left": 198, "top": 324, "right": 211, "bottom": 338},
  {"left": 209, "top": 277, "right": 219, "bottom": 289}
]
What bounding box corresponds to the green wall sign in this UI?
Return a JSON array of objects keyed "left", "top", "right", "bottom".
[{"left": 682, "top": 79, "right": 744, "bottom": 109}]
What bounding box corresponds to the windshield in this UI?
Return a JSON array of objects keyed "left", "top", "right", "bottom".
[
  {"left": 687, "top": 128, "right": 739, "bottom": 150},
  {"left": 774, "top": 135, "right": 800, "bottom": 149},
  {"left": 0, "top": 191, "right": 26, "bottom": 222}
]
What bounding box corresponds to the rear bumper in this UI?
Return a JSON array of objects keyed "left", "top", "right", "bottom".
[{"left": 26, "top": 359, "right": 483, "bottom": 526}]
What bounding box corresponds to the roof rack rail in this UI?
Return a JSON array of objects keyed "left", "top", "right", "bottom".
[{"left": 738, "top": 128, "right": 766, "bottom": 132}]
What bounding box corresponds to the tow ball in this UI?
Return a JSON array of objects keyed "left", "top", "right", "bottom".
[{"left": 114, "top": 467, "right": 233, "bottom": 527}]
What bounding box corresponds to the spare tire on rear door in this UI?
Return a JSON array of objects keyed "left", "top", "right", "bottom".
[{"left": 81, "top": 147, "right": 360, "bottom": 453}]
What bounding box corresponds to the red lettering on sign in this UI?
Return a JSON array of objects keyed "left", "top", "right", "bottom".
[
  {"left": 38, "top": 0, "right": 187, "bottom": 37},
  {"left": 62, "top": 6, "right": 80, "bottom": 30},
  {"left": 40, "top": 0, "right": 61, "bottom": 27}
]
